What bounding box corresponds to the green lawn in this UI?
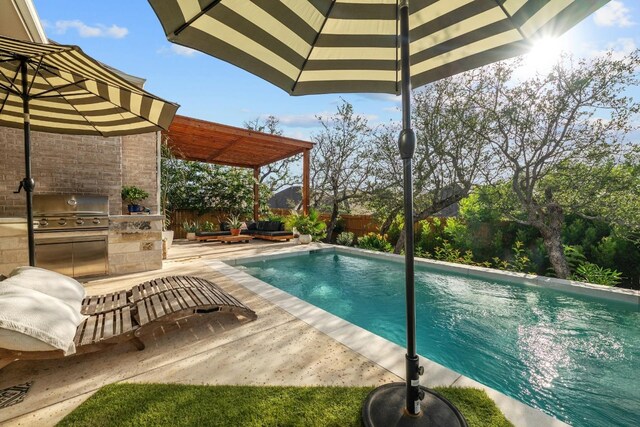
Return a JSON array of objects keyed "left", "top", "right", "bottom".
[{"left": 57, "top": 383, "right": 513, "bottom": 427}]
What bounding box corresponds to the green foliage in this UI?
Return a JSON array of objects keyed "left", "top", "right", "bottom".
[
  {"left": 336, "top": 231, "right": 355, "bottom": 246},
  {"left": 182, "top": 221, "right": 199, "bottom": 233},
  {"left": 562, "top": 245, "right": 587, "bottom": 272},
  {"left": 160, "top": 154, "right": 271, "bottom": 216},
  {"left": 509, "top": 241, "right": 532, "bottom": 273},
  {"left": 263, "top": 212, "right": 285, "bottom": 222},
  {"left": 572, "top": 262, "right": 622, "bottom": 287},
  {"left": 357, "top": 233, "right": 393, "bottom": 252},
  {"left": 121, "top": 185, "right": 149, "bottom": 205},
  {"left": 434, "top": 241, "right": 475, "bottom": 264},
  {"left": 200, "top": 221, "right": 216, "bottom": 232},
  {"left": 226, "top": 214, "right": 243, "bottom": 229},
  {"left": 286, "top": 209, "right": 327, "bottom": 241}
]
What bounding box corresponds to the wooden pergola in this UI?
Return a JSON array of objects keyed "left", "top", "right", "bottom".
[{"left": 163, "top": 115, "right": 313, "bottom": 220}]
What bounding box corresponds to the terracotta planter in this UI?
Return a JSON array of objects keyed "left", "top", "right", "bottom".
[
  {"left": 230, "top": 228, "right": 241, "bottom": 236},
  {"left": 299, "top": 234, "right": 312, "bottom": 244},
  {"left": 186, "top": 232, "right": 196, "bottom": 241}
]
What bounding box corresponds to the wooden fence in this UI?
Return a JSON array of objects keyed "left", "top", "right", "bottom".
[{"left": 169, "top": 209, "right": 381, "bottom": 239}]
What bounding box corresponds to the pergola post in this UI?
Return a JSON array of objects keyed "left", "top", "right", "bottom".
[
  {"left": 302, "top": 148, "right": 310, "bottom": 215},
  {"left": 253, "top": 167, "right": 260, "bottom": 222}
]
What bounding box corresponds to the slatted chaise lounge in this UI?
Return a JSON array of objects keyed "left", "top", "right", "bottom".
[{"left": 0, "top": 276, "right": 256, "bottom": 367}]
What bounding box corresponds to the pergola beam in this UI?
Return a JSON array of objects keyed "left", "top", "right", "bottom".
[
  {"left": 253, "top": 167, "right": 259, "bottom": 222},
  {"left": 303, "top": 148, "right": 310, "bottom": 215},
  {"left": 164, "top": 115, "right": 313, "bottom": 218}
]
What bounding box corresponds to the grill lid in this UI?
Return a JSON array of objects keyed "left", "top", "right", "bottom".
[{"left": 34, "top": 194, "right": 109, "bottom": 216}]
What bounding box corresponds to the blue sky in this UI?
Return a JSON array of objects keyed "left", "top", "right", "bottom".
[{"left": 32, "top": 1, "right": 639, "bottom": 141}]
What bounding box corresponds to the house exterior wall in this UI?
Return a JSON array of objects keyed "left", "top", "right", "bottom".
[{"left": 0, "top": 125, "right": 161, "bottom": 277}]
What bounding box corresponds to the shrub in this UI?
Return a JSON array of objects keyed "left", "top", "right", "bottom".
[
  {"left": 336, "top": 231, "right": 355, "bottom": 246},
  {"left": 200, "top": 221, "right": 216, "bottom": 232},
  {"left": 182, "top": 220, "right": 199, "bottom": 233},
  {"left": 121, "top": 185, "right": 149, "bottom": 205},
  {"left": 285, "top": 209, "right": 327, "bottom": 241},
  {"left": 571, "top": 262, "right": 622, "bottom": 287},
  {"left": 358, "top": 233, "right": 393, "bottom": 252},
  {"left": 434, "top": 241, "right": 475, "bottom": 265}
]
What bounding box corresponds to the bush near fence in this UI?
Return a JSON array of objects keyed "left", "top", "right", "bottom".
[{"left": 170, "top": 209, "right": 380, "bottom": 240}]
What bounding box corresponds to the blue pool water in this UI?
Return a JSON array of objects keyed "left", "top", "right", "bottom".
[{"left": 239, "top": 251, "right": 639, "bottom": 427}]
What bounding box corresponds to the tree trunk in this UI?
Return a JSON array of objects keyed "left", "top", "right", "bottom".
[
  {"left": 537, "top": 203, "right": 571, "bottom": 279},
  {"left": 394, "top": 229, "right": 405, "bottom": 254},
  {"left": 541, "top": 230, "right": 571, "bottom": 279},
  {"left": 324, "top": 202, "right": 340, "bottom": 243},
  {"left": 379, "top": 208, "right": 400, "bottom": 235}
]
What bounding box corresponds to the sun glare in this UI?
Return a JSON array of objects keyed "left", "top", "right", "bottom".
[{"left": 520, "top": 36, "right": 566, "bottom": 78}]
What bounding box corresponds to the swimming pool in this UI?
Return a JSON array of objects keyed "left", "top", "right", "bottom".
[{"left": 239, "top": 250, "right": 639, "bottom": 427}]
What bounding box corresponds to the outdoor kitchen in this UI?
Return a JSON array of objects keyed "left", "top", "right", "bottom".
[{"left": 0, "top": 126, "right": 164, "bottom": 278}]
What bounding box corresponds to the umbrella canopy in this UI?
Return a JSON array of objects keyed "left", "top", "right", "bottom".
[
  {"left": 0, "top": 35, "right": 179, "bottom": 266},
  {"left": 149, "top": 0, "right": 606, "bottom": 96},
  {"left": 148, "top": 1, "right": 608, "bottom": 424},
  {"left": 0, "top": 36, "right": 178, "bottom": 135}
]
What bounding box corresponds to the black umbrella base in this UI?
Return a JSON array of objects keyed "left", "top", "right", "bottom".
[{"left": 362, "top": 383, "right": 467, "bottom": 427}]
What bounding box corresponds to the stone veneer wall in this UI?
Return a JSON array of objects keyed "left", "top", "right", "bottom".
[
  {"left": 0, "top": 126, "right": 159, "bottom": 216},
  {"left": 0, "top": 221, "right": 28, "bottom": 276},
  {"left": 109, "top": 216, "right": 163, "bottom": 275},
  {"left": 0, "top": 126, "right": 161, "bottom": 277},
  {"left": 121, "top": 133, "right": 160, "bottom": 214}
]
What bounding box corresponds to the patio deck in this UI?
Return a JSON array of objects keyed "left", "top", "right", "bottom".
[{"left": 0, "top": 240, "right": 401, "bottom": 426}]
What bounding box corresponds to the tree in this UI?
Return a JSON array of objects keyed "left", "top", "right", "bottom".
[
  {"left": 311, "top": 100, "right": 375, "bottom": 242},
  {"left": 466, "top": 51, "right": 640, "bottom": 278},
  {"left": 244, "top": 116, "right": 301, "bottom": 193},
  {"left": 161, "top": 142, "right": 271, "bottom": 218},
  {"left": 368, "top": 71, "right": 495, "bottom": 253}
]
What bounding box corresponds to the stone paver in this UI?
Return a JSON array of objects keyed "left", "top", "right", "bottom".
[{"left": 0, "top": 249, "right": 400, "bottom": 426}]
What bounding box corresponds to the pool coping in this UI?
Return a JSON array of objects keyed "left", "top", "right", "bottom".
[
  {"left": 213, "top": 243, "right": 599, "bottom": 427},
  {"left": 225, "top": 244, "right": 639, "bottom": 306}
]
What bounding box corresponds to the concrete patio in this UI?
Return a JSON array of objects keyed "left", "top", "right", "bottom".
[{"left": 0, "top": 240, "right": 400, "bottom": 426}]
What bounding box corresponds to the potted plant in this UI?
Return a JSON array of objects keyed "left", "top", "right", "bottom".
[
  {"left": 182, "top": 220, "right": 199, "bottom": 240},
  {"left": 286, "top": 209, "right": 326, "bottom": 244},
  {"left": 162, "top": 217, "right": 174, "bottom": 249},
  {"left": 227, "top": 214, "right": 243, "bottom": 236},
  {"left": 121, "top": 185, "right": 149, "bottom": 213}
]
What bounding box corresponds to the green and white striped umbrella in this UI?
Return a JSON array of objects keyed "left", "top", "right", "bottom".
[
  {"left": 147, "top": 0, "right": 608, "bottom": 422},
  {"left": 148, "top": 0, "right": 608, "bottom": 96},
  {"left": 0, "top": 35, "right": 179, "bottom": 267},
  {"left": 0, "top": 35, "right": 179, "bottom": 135}
]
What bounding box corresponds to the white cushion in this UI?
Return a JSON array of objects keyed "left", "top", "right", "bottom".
[
  {"left": 0, "top": 283, "right": 85, "bottom": 354},
  {"left": 8, "top": 266, "right": 86, "bottom": 313}
]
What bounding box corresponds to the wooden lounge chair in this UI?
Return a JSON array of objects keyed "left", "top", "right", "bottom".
[
  {"left": 131, "top": 276, "right": 257, "bottom": 327},
  {"left": 0, "top": 276, "right": 256, "bottom": 368}
]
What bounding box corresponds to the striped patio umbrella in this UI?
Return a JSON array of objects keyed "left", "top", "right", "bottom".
[
  {"left": 147, "top": 1, "right": 608, "bottom": 425},
  {"left": 0, "top": 35, "right": 179, "bottom": 266}
]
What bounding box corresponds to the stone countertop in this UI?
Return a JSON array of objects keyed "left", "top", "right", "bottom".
[
  {"left": 109, "top": 215, "right": 164, "bottom": 221},
  {"left": 0, "top": 217, "right": 26, "bottom": 224}
]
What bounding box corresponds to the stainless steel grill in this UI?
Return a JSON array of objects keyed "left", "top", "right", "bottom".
[
  {"left": 33, "top": 194, "right": 109, "bottom": 278},
  {"left": 34, "top": 194, "right": 108, "bottom": 232}
]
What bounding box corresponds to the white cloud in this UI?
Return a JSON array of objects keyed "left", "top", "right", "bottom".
[
  {"left": 272, "top": 113, "right": 322, "bottom": 128},
  {"left": 591, "top": 37, "right": 637, "bottom": 60},
  {"left": 273, "top": 111, "right": 379, "bottom": 129},
  {"left": 50, "top": 20, "right": 128, "bottom": 38},
  {"left": 593, "top": 1, "right": 635, "bottom": 27},
  {"left": 157, "top": 44, "right": 200, "bottom": 57}
]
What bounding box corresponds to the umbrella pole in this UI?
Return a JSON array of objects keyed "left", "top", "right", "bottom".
[
  {"left": 20, "top": 58, "right": 36, "bottom": 266},
  {"left": 362, "top": 2, "right": 466, "bottom": 425},
  {"left": 397, "top": 0, "right": 421, "bottom": 416}
]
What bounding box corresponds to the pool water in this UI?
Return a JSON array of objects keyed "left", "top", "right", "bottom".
[{"left": 239, "top": 251, "right": 640, "bottom": 427}]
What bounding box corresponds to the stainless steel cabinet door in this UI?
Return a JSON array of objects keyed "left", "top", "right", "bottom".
[
  {"left": 73, "top": 239, "right": 108, "bottom": 277},
  {"left": 35, "top": 242, "right": 74, "bottom": 277}
]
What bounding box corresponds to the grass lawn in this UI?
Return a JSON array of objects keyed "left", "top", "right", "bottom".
[{"left": 58, "top": 383, "right": 514, "bottom": 427}]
